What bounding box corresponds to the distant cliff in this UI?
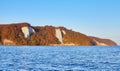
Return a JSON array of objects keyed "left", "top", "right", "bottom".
[
  {"left": 89, "top": 36, "right": 117, "bottom": 46},
  {"left": 0, "top": 23, "right": 117, "bottom": 46}
]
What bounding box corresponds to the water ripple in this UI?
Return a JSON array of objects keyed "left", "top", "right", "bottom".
[{"left": 0, "top": 46, "right": 120, "bottom": 71}]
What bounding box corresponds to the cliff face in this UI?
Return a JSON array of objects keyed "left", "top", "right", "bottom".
[
  {"left": 55, "top": 28, "right": 63, "bottom": 43},
  {"left": 89, "top": 36, "right": 117, "bottom": 46},
  {"left": 0, "top": 23, "right": 117, "bottom": 46},
  {"left": 0, "top": 23, "right": 31, "bottom": 45},
  {"left": 21, "top": 26, "right": 35, "bottom": 38}
]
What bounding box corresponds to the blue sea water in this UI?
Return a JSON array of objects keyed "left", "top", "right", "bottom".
[{"left": 0, "top": 46, "right": 120, "bottom": 71}]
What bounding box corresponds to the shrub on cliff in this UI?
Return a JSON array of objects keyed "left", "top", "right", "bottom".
[{"left": 63, "top": 30, "right": 92, "bottom": 46}]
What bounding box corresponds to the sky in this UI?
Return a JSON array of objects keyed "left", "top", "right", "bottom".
[{"left": 0, "top": 0, "right": 120, "bottom": 45}]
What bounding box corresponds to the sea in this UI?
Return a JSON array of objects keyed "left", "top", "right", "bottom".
[{"left": 0, "top": 46, "right": 120, "bottom": 71}]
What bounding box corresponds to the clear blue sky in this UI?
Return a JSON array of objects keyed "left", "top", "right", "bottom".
[{"left": 0, "top": 0, "right": 120, "bottom": 45}]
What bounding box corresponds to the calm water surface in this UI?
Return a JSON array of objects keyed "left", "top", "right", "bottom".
[{"left": 0, "top": 46, "right": 120, "bottom": 71}]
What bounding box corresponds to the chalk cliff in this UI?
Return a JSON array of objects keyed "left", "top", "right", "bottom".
[
  {"left": 89, "top": 36, "right": 117, "bottom": 46},
  {"left": 55, "top": 28, "right": 66, "bottom": 44},
  {"left": 21, "top": 26, "right": 35, "bottom": 38},
  {"left": 55, "top": 29, "right": 63, "bottom": 43},
  {"left": 0, "top": 23, "right": 117, "bottom": 46}
]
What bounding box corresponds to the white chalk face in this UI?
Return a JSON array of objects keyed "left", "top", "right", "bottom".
[
  {"left": 21, "top": 27, "right": 29, "bottom": 38},
  {"left": 93, "top": 39, "right": 108, "bottom": 46},
  {"left": 62, "top": 30, "right": 66, "bottom": 35},
  {"left": 55, "top": 29, "right": 63, "bottom": 43},
  {"left": 21, "top": 27, "right": 35, "bottom": 38}
]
